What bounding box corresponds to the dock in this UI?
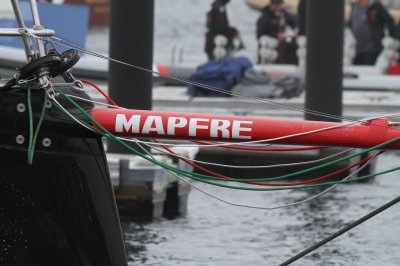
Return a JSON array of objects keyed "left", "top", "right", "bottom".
[{"left": 88, "top": 83, "right": 400, "bottom": 120}]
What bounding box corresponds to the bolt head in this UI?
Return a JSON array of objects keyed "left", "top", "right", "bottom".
[
  {"left": 45, "top": 100, "right": 52, "bottom": 109},
  {"left": 16, "top": 103, "right": 26, "bottom": 113},
  {"left": 16, "top": 135, "right": 25, "bottom": 144},
  {"left": 42, "top": 138, "right": 51, "bottom": 147}
]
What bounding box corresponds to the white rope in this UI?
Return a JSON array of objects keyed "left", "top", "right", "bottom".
[{"left": 49, "top": 94, "right": 383, "bottom": 210}]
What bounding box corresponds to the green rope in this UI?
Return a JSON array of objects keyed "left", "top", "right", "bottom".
[
  {"left": 27, "top": 87, "right": 34, "bottom": 165},
  {"left": 28, "top": 93, "right": 48, "bottom": 165},
  {"left": 178, "top": 165, "right": 400, "bottom": 191},
  {"left": 53, "top": 89, "right": 400, "bottom": 191},
  {"left": 26, "top": 86, "right": 48, "bottom": 165},
  {"left": 55, "top": 88, "right": 398, "bottom": 180}
]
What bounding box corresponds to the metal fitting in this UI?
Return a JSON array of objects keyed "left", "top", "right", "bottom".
[
  {"left": 42, "top": 138, "right": 51, "bottom": 147},
  {"left": 16, "top": 103, "right": 26, "bottom": 113},
  {"left": 38, "top": 75, "right": 50, "bottom": 88},
  {"left": 16, "top": 135, "right": 25, "bottom": 144},
  {"left": 73, "top": 80, "right": 85, "bottom": 92},
  {"left": 45, "top": 100, "right": 52, "bottom": 109}
]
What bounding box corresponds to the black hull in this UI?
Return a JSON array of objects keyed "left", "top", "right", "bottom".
[{"left": 0, "top": 86, "right": 127, "bottom": 265}]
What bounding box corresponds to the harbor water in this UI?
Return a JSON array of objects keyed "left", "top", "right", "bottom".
[
  {"left": 86, "top": 1, "right": 400, "bottom": 265},
  {"left": 124, "top": 151, "right": 400, "bottom": 266}
]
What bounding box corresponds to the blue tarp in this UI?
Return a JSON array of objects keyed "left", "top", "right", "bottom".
[
  {"left": 0, "top": 2, "right": 89, "bottom": 52},
  {"left": 187, "top": 57, "right": 253, "bottom": 97}
]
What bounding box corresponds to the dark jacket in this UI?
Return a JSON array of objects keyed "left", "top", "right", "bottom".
[
  {"left": 256, "top": 5, "right": 296, "bottom": 40},
  {"left": 297, "top": 0, "right": 307, "bottom": 36},
  {"left": 257, "top": 5, "right": 297, "bottom": 64},
  {"left": 349, "top": 2, "right": 396, "bottom": 52},
  {"left": 205, "top": 0, "right": 237, "bottom": 58}
]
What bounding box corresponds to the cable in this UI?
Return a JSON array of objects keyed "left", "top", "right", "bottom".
[
  {"left": 137, "top": 140, "right": 380, "bottom": 210},
  {"left": 52, "top": 89, "right": 400, "bottom": 191},
  {"left": 28, "top": 92, "right": 48, "bottom": 165},
  {"left": 193, "top": 140, "right": 325, "bottom": 152},
  {"left": 66, "top": 93, "right": 337, "bottom": 169},
  {"left": 39, "top": 35, "right": 400, "bottom": 132},
  {"left": 64, "top": 80, "right": 400, "bottom": 151},
  {"left": 41, "top": 36, "right": 363, "bottom": 122},
  {"left": 69, "top": 87, "right": 361, "bottom": 149},
  {"left": 27, "top": 86, "right": 34, "bottom": 165},
  {"left": 115, "top": 131, "right": 387, "bottom": 183},
  {"left": 153, "top": 139, "right": 381, "bottom": 187},
  {"left": 81, "top": 79, "right": 118, "bottom": 106},
  {"left": 148, "top": 143, "right": 355, "bottom": 169},
  {"left": 26, "top": 84, "right": 48, "bottom": 165},
  {"left": 112, "top": 113, "right": 399, "bottom": 148},
  {"left": 64, "top": 90, "right": 400, "bottom": 152},
  {"left": 182, "top": 165, "right": 400, "bottom": 191},
  {"left": 158, "top": 141, "right": 390, "bottom": 183},
  {"left": 71, "top": 81, "right": 323, "bottom": 151},
  {"left": 48, "top": 94, "right": 382, "bottom": 209},
  {"left": 65, "top": 93, "right": 123, "bottom": 109},
  {"left": 24, "top": 33, "right": 400, "bottom": 138},
  {"left": 278, "top": 194, "right": 400, "bottom": 266},
  {"left": 50, "top": 94, "right": 99, "bottom": 133}
]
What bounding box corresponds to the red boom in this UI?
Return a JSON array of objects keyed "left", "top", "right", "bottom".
[{"left": 91, "top": 108, "right": 400, "bottom": 149}]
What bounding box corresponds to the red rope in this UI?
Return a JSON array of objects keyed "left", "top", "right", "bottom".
[
  {"left": 81, "top": 80, "right": 379, "bottom": 187},
  {"left": 81, "top": 79, "right": 118, "bottom": 106},
  {"left": 193, "top": 140, "right": 325, "bottom": 152},
  {"left": 154, "top": 139, "right": 381, "bottom": 187}
]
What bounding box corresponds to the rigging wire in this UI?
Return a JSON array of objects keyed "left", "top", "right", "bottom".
[
  {"left": 37, "top": 34, "right": 400, "bottom": 128},
  {"left": 113, "top": 128, "right": 391, "bottom": 183},
  {"left": 74, "top": 81, "right": 301, "bottom": 149},
  {"left": 26, "top": 84, "right": 48, "bottom": 165},
  {"left": 61, "top": 93, "right": 360, "bottom": 170},
  {"left": 50, "top": 92, "right": 382, "bottom": 210},
  {"left": 278, "top": 194, "right": 400, "bottom": 266},
  {"left": 62, "top": 81, "right": 385, "bottom": 182},
  {"left": 18, "top": 31, "right": 400, "bottom": 262},
  {"left": 20, "top": 34, "right": 400, "bottom": 253},
  {"left": 81, "top": 79, "right": 118, "bottom": 106},
  {"left": 146, "top": 143, "right": 356, "bottom": 169},
  {"left": 64, "top": 80, "right": 400, "bottom": 150},
  {"left": 138, "top": 139, "right": 381, "bottom": 210},
  {"left": 88, "top": 114, "right": 400, "bottom": 148},
  {"left": 193, "top": 140, "right": 325, "bottom": 151},
  {"left": 28, "top": 90, "right": 48, "bottom": 165},
  {"left": 81, "top": 79, "right": 324, "bottom": 151},
  {"left": 65, "top": 93, "right": 356, "bottom": 149},
  {"left": 152, "top": 139, "right": 383, "bottom": 187},
  {"left": 52, "top": 89, "right": 400, "bottom": 191},
  {"left": 54, "top": 87, "right": 397, "bottom": 186}
]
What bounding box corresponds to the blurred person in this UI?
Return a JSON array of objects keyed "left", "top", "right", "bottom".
[
  {"left": 256, "top": 0, "right": 297, "bottom": 64},
  {"left": 349, "top": 0, "right": 396, "bottom": 65},
  {"left": 204, "top": 0, "right": 240, "bottom": 61},
  {"left": 297, "top": 0, "right": 307, "bottom": 36}
]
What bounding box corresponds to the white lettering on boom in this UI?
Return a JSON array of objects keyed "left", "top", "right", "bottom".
[
  {"left": 210, "top": 119, "right": 230, "bottom": 138},
  {"left": 115, "top": 114, "right": 141, "bottom": 133},
  {"left": 189, "top": 118, "right": 210, "bottom": 137},
  {"left": 167, "top": 117, "right": 188, "bottom": 135},
  {"left": 232, "top": 121, "right": 253, "bottom": 139},
  {"left": 142, "top": 116, "right": 165, "bottom": 135},
  {"left": 114, "top": 114, "right": 253, "bottom": 140}
]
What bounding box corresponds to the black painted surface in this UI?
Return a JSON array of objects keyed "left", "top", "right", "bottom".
[
  {"left": 305, "top": 0, "right": 344, "bottom": 122},
  {"left": 0, "top": 86, "right": 127, "bottom": 265},
  {"left": 108, "top": 0, "right": 154, "bottom": 154}
]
